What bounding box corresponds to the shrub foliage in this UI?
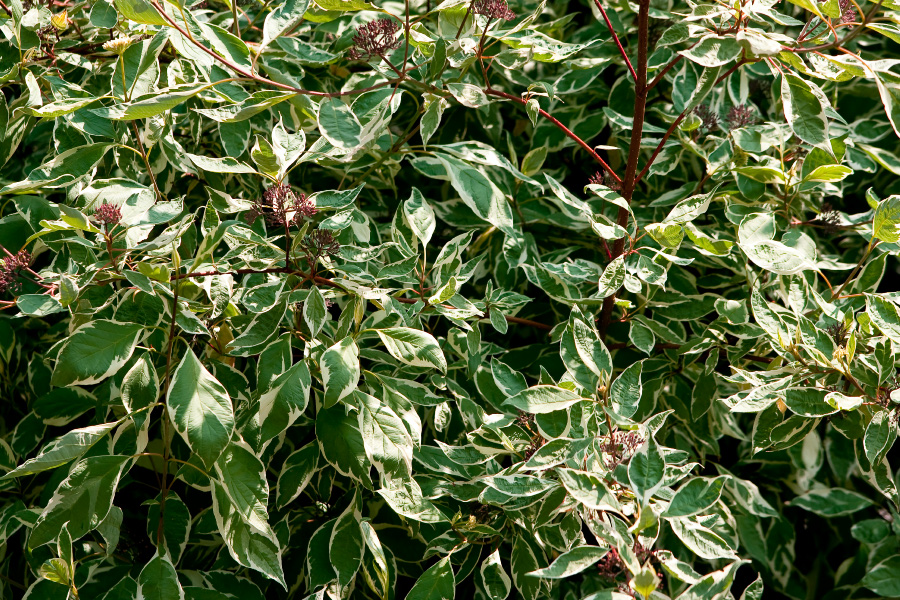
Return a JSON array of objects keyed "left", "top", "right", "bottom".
[{"left": 1, "top": 0, "right": 900, "bottom": 597}]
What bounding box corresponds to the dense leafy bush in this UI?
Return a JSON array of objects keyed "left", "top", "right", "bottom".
[{"left": 1, "top": 0, "right": 900, "bottom": 596}]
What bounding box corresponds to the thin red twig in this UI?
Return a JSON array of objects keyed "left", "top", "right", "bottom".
[
  {"left": 593, "top": 0, "right": 637, "bottom": 81},
  {"left": 635, "top": 59, "right": 746, "bottom": 185},
  {"left": 484, "top": 88, "right": 621, "bottom": 183}
]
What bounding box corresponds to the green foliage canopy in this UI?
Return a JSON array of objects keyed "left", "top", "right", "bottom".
[{"left": 0, "top": 0, "right": 900, "bottom": 597}]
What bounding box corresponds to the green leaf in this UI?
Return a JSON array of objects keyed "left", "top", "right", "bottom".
[
  {"left": 408, "top": 556, "right": 455, "bottom": 600},
  {"left": 92, "top": 85, "right": 206, "bottom": 120},
  {"left": 863, "top": 555, "right": 900, "bottom": 597},
  {"left": 321, "top": 336, "right": 360, "bottom": 408},
  {"left": 597, "top": 255, "right": 626, "bottom": 298},
  {"left": 645, "top": 222, "right": 684, "bottom": 248},
  {"left": 480, "top": 549, "right": 512, "bottom": 599},
  {"left": 858, "top": 144, "right": 900, "bottom": 176},
  {"left": 251, "top": 137, "right": 279, "bottom": 179},
  {"left": 375, "top": 327, "right": 447, "bottom": 372},
  {"left": 357, "top": 390, "right": 414, "bottom": 481},
  {"left": 276, "top": 442, "right": 319, "bottom": 509},
  {"left": 39, "top": 558, "right": 70, "bottom": 586},
  {"left": 329, "top": 496, "right": 363, "bottom": 587},
  {"left": 114, "top": 0, "right": 168, "bottom": 25},
  {"left": 557, "top": 469, "right": 622, "bottom": 512},
  {"left": 137, "top": 555, "right": 184, "bottom": 600},
  {"left": 668, "top": 518, "right": 737, "bottom": 560},
  {"left": 186, "top": 154, "right": 258, "bottom": 174},
  {"left": 782, "top": 387, "right": 837, "bottom": 417},
  {"left": 211, "top": 479, "right": 286, "bottom": 587},
  {"left": 447, "top": 83, "right": 489, "bottom": 108},
  {"left": 263, "top": 0, "right": 312, "bottom": 47},
  {"left": 195, "top": 91, "right": 297, "bottom": 123},
  {"left": 435, "top": 154, "right": 515, "bottom": 234},
  {"left": 2, "top": 422, "right": 119, "bottom": 479},
  {"left": 51, "top": 320, "right": 144, "bottom": 387},
  {"left": 679, "top": 35, "right": 742, "bottom": 67},
  {"left": 316, "top": 403, "right": 372, "bottom": 488},
  {"left": 630, "top": 565, "right": 660, "bottom": 598},
  {"left": 873, "top": 195, "right": 900, "bottom": 243},
  {"left": 421, "top": 94, "right": 448, "bottom": 149},
  {"left": 740, "top": 576, "right": 765, "bottom": 600},
  {"left": 609, "top": 360, "right": 642, "bottom": 420},
  {"left": 167, "top": 348, "right": 235, "bottom": 470},
  {"left": 30, "top": 456, "right": 131, "bottom": 548},
  {"left": 527, "top": 546, "right": 608, "bottom": 579},
  {"left": 121, "top": 352, "right": 159, "bottom": 443},
  {"left": 17, "top": 295, "right": 65, "bottom": 317},
  {"left": 802, "top": 164, "right": 852, "bottom": 182},
  {"left": 789, "top": 488, "right": 873, "bottom": 517},
  {"left": 318, "top": 98, "right": 362, "bottom": 150},
  {"left": 146, "top": 493, "right": 191, "bottom": 563},
  {"left": 314, "top": 0, "right": 377, "bottom": 9},
  {"left": 628, "top": 437, "right": 665, "bottom": 505},
  {"left": 21, "top": 97, "right": 99, "bottom": 118},
  {"left": 510, "top": 537, "right": 542, "bottom": 600},
  {"left": 403, "top": 188, "right": 436, "bottom": 245},
  {"left": 253, "top": 361, "right": 311, "bottom": 448},
  {"left": 781, "top": 73, "right": 829, "bottom": 150},
  {"left": 377, "top": 479, "right": 447, "bottom": 522},
  {"left": 503, "top": 386, "right": 584, "bottom": 414},
  {"left": 303, "top": 286, "right": 328, "bottom": 338},
  {"left": 864, "top": 410, "right": 896, "bottom": 465},
  {"left": 663, "top": 475, "right": 729, "bottom": 518},
  {"left": 866, "top": 294, "right": 900, "bottom": 344},
  {"left": 214, "top": 441, "right": 269, "bottom": 530},
  {"left": 276, "top": 37, "right": 340, "bottom": 65},
  {"left": 568, "top": 309, "right": 612, "bottom": 380},
  {"left": 229, "top": 300, "right": 288, "bottom": 356}
]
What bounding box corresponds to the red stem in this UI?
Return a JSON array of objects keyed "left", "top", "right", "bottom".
[
  {"left": 646, "top": 55, "right": 683, "bottom": 93},
  {"left": 169, "top": 266, "right": 554, "bottom": 332},
  {"left": 484, "top": 88, "right": 621, "bottom": 183},
  {"left": 593, "top": 0, "right": 637, "bottom": 82},
  {"left": 598, "top": 0, "right": 650, "bottom": 338},
  {"left": 636, "top": 59, "right": 746, "bottom": 185},
  {"left": 149, "top": 0, "right": 397, "bottom": 98}
]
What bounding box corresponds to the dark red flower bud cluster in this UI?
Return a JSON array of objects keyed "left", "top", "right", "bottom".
[
  {"left": 694, "top": 103, "right": 720, "bottom": 132},
  {"left": 473, "top": 0, "right": 516, "bottom": 20},
  {"left": 0, "top": 250, "right": 32, "bottom": 295},
  {"left": 600, "top": 430, "right": 643, "bottom": 469},
  {"left": 725, "top": 104, "right": 758, "bottom": 130},
  {"left": 589, "top": 171, "right": 623, "bottom": 191},
  {"left": 246, "top": 183, "right": 317, "bottom": 228},
  {"left": 301, "top": 230, "right": 341, "bottom": 258},
  {"left": 839, "top": 0, "right": 857, "bottom": 23},
  {"left": 348, "top": 19, "right": 401, "bottom": 61},
  {"left": 92, "top": 202, "right": 123, "bottom": 227}
]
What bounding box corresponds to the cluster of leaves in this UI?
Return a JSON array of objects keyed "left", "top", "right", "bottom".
[{"left": 1, "top": 0, "right": 900, "bottom": 596}]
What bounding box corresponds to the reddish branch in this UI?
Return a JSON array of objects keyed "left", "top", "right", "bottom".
[
  {"left": 593, "top": 0, "right": 637, "bottom": 82},
  {"left": 167, "top": 266, "right": 778, "bottom": 364},
  {"left": 170, "top": 266, "right": 554, "bottom": 332},
  {"left": 607, "top": 341, "right": 773, "bottom": 364},
  {"left": 646, "top": 54, "right": 683, "bottom": 93},
  {"left": 484, "top": 88, "right": 621, "bottom": 184},
  {"left": 783, "top": 0, "right": 883, "bottom": 53},
  {"left": 636, "top": 59, "right": 746, "bottom": 185},
  {"left": 597, "top": 0, "right": 650, "bottom": 338},
  {"left": 149, "top": 0, "right": 399, "bottom": 98}
]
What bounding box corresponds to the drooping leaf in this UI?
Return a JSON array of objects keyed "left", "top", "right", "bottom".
[{"left": 167, "top": 349, "right": 235, "bottom": 470}]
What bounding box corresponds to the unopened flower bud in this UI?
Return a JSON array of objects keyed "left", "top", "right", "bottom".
[{"left": 92, "top": 202, "right": 123, "bottom": 227}]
